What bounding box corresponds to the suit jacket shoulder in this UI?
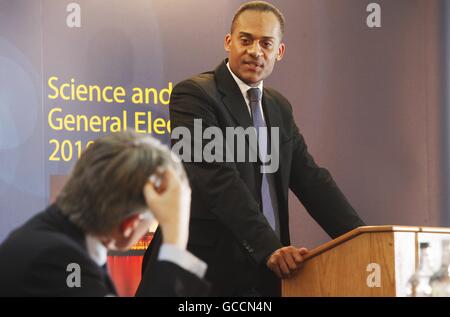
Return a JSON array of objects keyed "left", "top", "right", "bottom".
[
  {"left": 0, "top": 205, "right": 210, "bottom": 297},
  {"left": 175, "top": 71, "right": 216, "bottom": 96},
  {"left": 0, "top": 206, "right": 114, "bottom": 296}
]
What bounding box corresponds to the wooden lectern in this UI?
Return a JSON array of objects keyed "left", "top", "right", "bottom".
[{"left": 282, "top": 226, "right": 450, "bottom": 297}]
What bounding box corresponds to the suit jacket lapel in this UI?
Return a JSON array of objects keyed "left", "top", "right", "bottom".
[
  {"left": 102, "top": 267, "right": 118, "bottom": 295},
  {"left": 215, "top": 60, "right": 253, "bottom": 129},
  {"left": 47, "top": 205, "right": 118, "bottom": 296},
  {"left": 262, "top": 91, "right": 282, "bottom": 131}
]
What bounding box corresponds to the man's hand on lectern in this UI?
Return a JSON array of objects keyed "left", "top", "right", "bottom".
[{"left": 266, "top": 246, "right": 309, "bottom": 279}]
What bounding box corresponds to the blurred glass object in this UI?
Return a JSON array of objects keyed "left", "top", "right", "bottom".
[
  {"left": 406, "top": 242, "right": 434, "bottom": 297},
  {"left": 430, "top": 240, "right": 450, "bottom": 297}
]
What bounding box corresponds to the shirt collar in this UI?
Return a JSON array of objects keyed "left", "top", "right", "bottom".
[
  {"left": 85, "top": 234, "right": 108, "bottom": 266},
  {"left": 226, "top": 62, "right": 263, "bottom": 100}
]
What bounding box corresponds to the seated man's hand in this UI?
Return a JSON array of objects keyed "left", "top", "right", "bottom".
[
  {"left": 143, "top": 167, "right": 191, "bottom": 249},
  {"left": 266, "top": 246, "right": 309, "bottom": 279}
]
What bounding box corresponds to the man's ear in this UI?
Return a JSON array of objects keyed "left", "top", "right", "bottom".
[
  {"left": 119, "top": 214, "right": 141, "bottom": 238},
  {"left": 276, "top": 42, "right": 286, "bottom": 62},
  {"left": 224, "top": 34, "right": 232, "bottom": 52}
]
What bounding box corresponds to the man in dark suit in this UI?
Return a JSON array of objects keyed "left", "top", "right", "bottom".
[
  {"left": 0, "top": 131, "right": 209, "bottom": 296},
  {"left": 143, "top": 1, "right": 365, "bottom": 296}
]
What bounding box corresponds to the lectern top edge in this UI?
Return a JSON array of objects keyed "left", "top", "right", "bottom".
[{"left": 301, "top": 225, "right": 450, "bottom": 262}]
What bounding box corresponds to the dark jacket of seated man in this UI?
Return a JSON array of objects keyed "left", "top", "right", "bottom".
[
  {"left": 0, "top": 204, "right": 208, "bottom": 297},
  {"left": 0, "top": 131, "right": 209, "bottom": 297}
]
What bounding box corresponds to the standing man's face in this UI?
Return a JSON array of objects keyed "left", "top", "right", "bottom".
[{"left": 225, "top": 10, "right": 285, "bottom": 87}]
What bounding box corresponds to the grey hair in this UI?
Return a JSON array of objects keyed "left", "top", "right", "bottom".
[{"left": 56, "top": 130, "right": 184, "bottom": 235}]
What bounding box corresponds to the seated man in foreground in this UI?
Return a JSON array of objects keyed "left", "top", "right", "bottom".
[{"left": 0, "top": 131, "right": 209, "bottom": 296}]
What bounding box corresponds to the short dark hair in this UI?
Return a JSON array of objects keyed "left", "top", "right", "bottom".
[
  {"left": 231, "top": 1, "right": 286, "bottom": 38},
  {"left": 56, "top": 131, "right": 182, "bottom": 235}
]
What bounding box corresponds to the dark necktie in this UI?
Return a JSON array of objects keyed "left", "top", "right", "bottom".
[
  {"left": 101, "top": 263, "right": 117, "bottom": 295},
  {"left": 247, "top": 88, "right": 277, "bottom": 231}
]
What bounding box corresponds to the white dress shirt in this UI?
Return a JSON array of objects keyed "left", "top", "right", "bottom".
[{"left": 226, "top": 62, "right": 266, "bottom": 122}]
